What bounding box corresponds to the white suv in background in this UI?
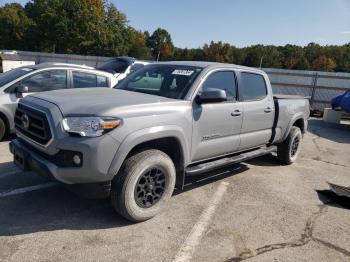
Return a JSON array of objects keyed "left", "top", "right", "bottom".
[
  {"left": 0, "top": 63, "right": 117, "bottom": 140},
  {"left": 98, "top": 56, "right": 150, "bottom": 83}
]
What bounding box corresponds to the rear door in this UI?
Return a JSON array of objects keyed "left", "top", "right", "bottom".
[
  {"left": 191, "top": 70, "right": 243, "bottom": 162},
  {"left": 238, "top": 72, "right": 274, "bottom": 150}
]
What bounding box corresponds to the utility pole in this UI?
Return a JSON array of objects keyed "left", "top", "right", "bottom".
[
  {"left": 259, "top": 55, "right": 265, "bottom": 69},
  {"left": 157, "top": 37, "right": 166, "bottom": 62}
]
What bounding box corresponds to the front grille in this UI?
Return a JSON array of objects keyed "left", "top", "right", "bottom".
[{"left": 15, "top": 104, "right": 52, "bottom": 145}]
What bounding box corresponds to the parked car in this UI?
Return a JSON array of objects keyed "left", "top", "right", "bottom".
[
  {"left": 98, "top": 56, "right": 150, "bottom": 83},
  {"left": 10, "top": 61, "right": 309, "bottom": 222},
  {"left": 0, "top": 63, "right": 117, "bottom": 140}
]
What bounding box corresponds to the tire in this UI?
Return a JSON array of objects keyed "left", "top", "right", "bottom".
[
  {"left": 277, "top": 126, "right": 302, "bottom": 165},
  {"left": 111, "top": 149, "right": 176, "bottom": 222},
  {"left": 0, "top": 117, "right": 6, "bottom": 141}
]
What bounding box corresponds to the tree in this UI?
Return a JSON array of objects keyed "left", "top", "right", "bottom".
[
  {"left": 304, "top": 43, "right": 323, "bottom": 64},
  {"left": 295, "top": 57, "right": 310, "bottom": 70},
  {"left": 202, "top": 41, "right": 234, "bottom": 63},
  {"left": 128, "top": 29, "right": 152, "bottom": 59},
  {"left": 1, "top": 1, "right": 350, "bottom": 72},
  {"left": 148, "top": 28, "right": 174, "bottom": 60},
  {"left": 243, "top": 45, "right": 265, "bottom": 67},
  {"left": 24, "top": 0, "right": 130, "bottom": 55},
  {"left": 0, "top": 3, "right": 34, "bottom": 50},
  {"left": 281, "top": 44, "right": 304, "bottom": 69},
  {"left": 311, "top": 55, "right": 337, "bottom": 72}
]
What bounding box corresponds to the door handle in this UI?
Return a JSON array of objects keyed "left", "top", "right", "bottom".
[
  {"left": 231, "top": 110, "right": 242, "bottom": 116},
  {"left": 264, "top": 107, "right": 272, "bottom": 113}
]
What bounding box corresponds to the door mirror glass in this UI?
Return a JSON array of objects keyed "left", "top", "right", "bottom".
[
  {"left": 15, "top": 85, "right": 29, "bottom": 98},
  {"left": 197, "top": 88, "right": 227, "bottom": 103}
]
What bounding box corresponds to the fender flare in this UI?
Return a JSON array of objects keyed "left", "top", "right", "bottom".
[
  {"left": 282, "top": 113, "right": 306, "bottom": 141},
  {"left": 107, "top": 125, "right": 190, "bottom": 176}
]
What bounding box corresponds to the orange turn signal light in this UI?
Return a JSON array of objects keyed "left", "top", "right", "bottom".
[{"left": 103, "top": 120, "right": 121, "bottom": 130}]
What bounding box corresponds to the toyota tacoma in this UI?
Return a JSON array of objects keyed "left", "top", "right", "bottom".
[{"left": 10, "top": 62, "right": 309, "bottom": 222}]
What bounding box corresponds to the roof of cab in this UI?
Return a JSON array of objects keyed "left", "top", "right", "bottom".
[
  {"left": 27, "top": 62, "right": 95, "bottom": 70},
  {"left": 158, "top": 61, "right": 265, "bottom": 74},
  {"left": 20, "top": 62, "right": 114, "bottom": 76}
]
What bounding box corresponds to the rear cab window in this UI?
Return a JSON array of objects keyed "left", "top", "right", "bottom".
[{"left": 240, "top": 72, "right": 267, "bottom": 101}]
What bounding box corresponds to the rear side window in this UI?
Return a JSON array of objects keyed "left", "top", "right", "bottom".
[
  {"left": 240, "top": 72, "right": 267, "bottom": 101},
  {"left": 202, "top": 71, "right": 237, "bottom": 101},
  {"left": 73, "top": 72, "right": 108, "bottom": 88},
  {"left": 97, "top": 75, "right": 108, "bottom": 87}
]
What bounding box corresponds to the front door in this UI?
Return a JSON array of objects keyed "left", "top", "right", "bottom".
[{"left": 191, "top": 70, "right": 243, "bottom": 162}]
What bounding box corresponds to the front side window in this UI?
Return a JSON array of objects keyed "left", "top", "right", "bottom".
[
  {"left": 73, "top": 72, "right": 108, "bottom": 88},
  {"left": 21, "top": 70, "right": 67, "bottom": 92},
  {"left": 115, "top": 64, "right": 202, "bottom": 99},
  {"left": 240, "top": 72, "right": 267, "bottom": 101},
  {"left": 201, "top": 71, "right": 237, "bottom": 101}
]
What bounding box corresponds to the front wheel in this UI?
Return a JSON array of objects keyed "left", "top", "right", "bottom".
[
  {"left": 111, "top": 149, "right": 176, "bottom": 222},
  {"left": 0, "top": 118, "right": 6, "bottom": 141},
  {"left": 277, "top": 126, "right": 302, "bottom": 165}
]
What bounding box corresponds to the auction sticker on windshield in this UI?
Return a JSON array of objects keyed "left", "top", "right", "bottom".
[{"left": 172, "top": 69, "right": 194, "bottom": 76}]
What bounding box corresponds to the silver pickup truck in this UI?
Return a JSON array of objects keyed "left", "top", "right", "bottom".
[{"left": 10, "top": 61, "right": 309, "bottom": 222}]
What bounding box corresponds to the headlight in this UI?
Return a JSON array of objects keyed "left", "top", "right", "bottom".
[{"left": 62, "top": 117, "right": 121, "bottom": 137}]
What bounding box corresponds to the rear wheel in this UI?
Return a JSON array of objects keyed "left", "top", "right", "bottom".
[
  {"left": 111, "top": 149, "right": 176, "bottom": 222},
  {"left": 0, "top": 117, "right": 6, "bottom": 141},
  {"left": 277, "top": 126, "right": 302, "bottom": 165}
]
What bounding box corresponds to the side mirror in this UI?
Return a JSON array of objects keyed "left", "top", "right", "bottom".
[
  {"left": 196, "top": 88, "right": 227, "bottom": 104},
  {"left": 15, "top": 85, "right": 29, "bottom": 98}
]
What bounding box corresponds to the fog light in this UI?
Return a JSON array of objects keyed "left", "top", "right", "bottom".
[{"left": 73, "top": 154, "right": 81, "bottom": 166}]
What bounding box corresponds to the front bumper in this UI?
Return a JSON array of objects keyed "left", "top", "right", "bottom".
[{"left": 10, "top": 138, "right": 119, "bottom": 199}]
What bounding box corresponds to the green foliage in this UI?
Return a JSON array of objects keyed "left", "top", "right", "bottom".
[
  {"left": 0, "top": 1, "right": 349, "bottom": 72},
  {"left": 202, "top": 41, "right": 234, "bottom": 63},
  {"left": 148, "top": 28, "right": 174, "bottom": 60},
  {"left": 0, "top": 3, "right": 34, "bottom": 50}
]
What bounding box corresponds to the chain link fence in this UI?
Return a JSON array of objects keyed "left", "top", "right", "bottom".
[{"left": 264, "top": 68, "right": 350, "bottom": 113}]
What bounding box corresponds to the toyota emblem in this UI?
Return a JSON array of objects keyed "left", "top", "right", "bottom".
[{"left": 21, "top": 114, "right": 30, "bottom": 129}]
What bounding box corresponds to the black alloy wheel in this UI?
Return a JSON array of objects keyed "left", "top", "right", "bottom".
[{"left": 134, "top": 167, "right": 166, "bottom": 208}]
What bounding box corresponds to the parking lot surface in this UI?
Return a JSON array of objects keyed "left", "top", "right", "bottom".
[{"left": 0, "top": 118, "right": 349, "bottom": 262}]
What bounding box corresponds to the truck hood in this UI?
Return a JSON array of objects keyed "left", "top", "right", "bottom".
[{"left": 28, "top": 88, "right": 177, "bottom": 116}]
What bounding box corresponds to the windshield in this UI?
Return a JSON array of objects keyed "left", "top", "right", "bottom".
[
  {"left": 0, "top": 67, "right": 34, "bottom": 87},
  {"left": 114, "top": 64, "right": 202, "bottom": 99}
]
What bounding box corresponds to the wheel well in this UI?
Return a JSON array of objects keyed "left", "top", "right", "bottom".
[
  {"left": 293, "top": 118, "right": 305, "bottom": 133},
  {"left": 127, "top": 137, "right": 185, "bottom": 189},
  {"left": 0, "top": 111, "right": 10, "bottom": 134}
]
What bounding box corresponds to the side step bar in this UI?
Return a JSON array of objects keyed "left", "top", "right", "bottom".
[{"left": 185, "top": 145, "right": 277, "bottom": 176}]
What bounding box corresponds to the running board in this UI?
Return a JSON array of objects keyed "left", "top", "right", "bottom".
[{"left": 185, "top": 146, "right": 277, "bottom": 176}]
